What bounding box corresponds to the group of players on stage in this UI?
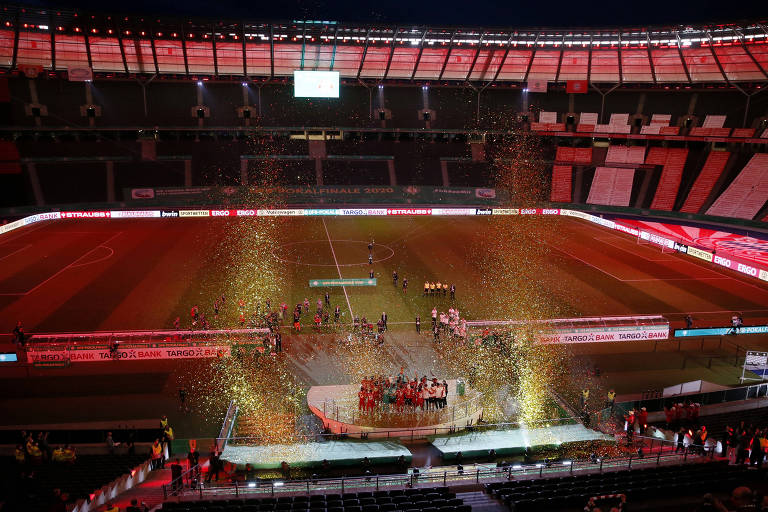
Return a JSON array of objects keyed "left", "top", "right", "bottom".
[{"left": 358, "top": 372, "right": 448, "bottom": 414}]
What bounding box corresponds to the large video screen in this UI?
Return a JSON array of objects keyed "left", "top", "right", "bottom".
[{"left": 294, "top": 71, "right": 340, "bottom": 98}]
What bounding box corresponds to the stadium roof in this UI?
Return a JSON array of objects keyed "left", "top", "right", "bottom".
[
  {"left": 8, "top": 0, "right": 767, "bottom": 29},
  {"left": 1, "top": 4, "right": 767, "bottom": 84}
]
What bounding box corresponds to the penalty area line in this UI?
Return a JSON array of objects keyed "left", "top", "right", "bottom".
[{"left": 321, "top": 218, "right": 354, "bottom": 321}]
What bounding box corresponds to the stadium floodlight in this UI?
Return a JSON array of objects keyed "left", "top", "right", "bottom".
[
  {"left": 523, "top": 88, "right": 529, "bottom": 92},
  {"left": 197, "top": 81, "right": 203, "bottom": 86},
  {"left": 241, "top": 82, "right": 248, "bottom": 87},
  {"left": 378, "top": 84, "right": 383, "bottom": 89}
]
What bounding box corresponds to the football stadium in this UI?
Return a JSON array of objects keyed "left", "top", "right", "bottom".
[{"left": 1, "top": 2, "right": 768, "bottom": 511}]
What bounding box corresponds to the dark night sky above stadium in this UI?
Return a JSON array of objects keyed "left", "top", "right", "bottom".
[{"left": 13, "top": 0, "right": 767, "bottom": 27}]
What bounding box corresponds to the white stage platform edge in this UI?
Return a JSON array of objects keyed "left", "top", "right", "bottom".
[
  {"left": 430, "top": 424, "right": 615, "bottom": 460},
  {"left": 220, "top": 440, "right": 412, "bottom": 469}
]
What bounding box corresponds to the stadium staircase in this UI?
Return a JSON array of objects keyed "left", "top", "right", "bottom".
[
  {"left": 679, "top": 151, "right": 731, "bottom": 214},
  {"left": 453, "top": 491, "right": 505, "bottom": 512},
  {"left": 706, "top": 153, "right": 768, "bottom": 220}
]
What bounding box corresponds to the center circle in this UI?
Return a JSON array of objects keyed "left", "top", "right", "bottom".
[{"left": 271, "top": 240, "right": 395, "bottom": 267}]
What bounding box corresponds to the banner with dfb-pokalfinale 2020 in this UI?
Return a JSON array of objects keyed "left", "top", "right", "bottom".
[{"left": 127, "top": 186, "right": 506, "bottom": 206}]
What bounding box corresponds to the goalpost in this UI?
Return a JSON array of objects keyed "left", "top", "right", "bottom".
[{"left": 636, "top": 231, "right": 678, "bottom": 254}]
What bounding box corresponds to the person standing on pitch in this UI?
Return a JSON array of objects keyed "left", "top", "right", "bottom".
[
  {"left": 416, "top": 315, "right": 421, "bottom": 334},
  {"left": 325, "top": 292, "right": 330, "bottom": 306},
  {"left": 403, "top": 278, "right": 408, "bottom": 294},
  {"left": 381, "top": 312, "right": 387, "bottom": 330},
  {"left": 369, "top": 254, "right": 373, "bottom": 265},
  {"left": 392, "top": 270, "right": 398, "bottom": 286},
  {"left": 450, "top": 284, "right": 456, "bottom": 300}
]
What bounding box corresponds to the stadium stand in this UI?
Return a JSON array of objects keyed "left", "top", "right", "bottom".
[
  {"left": 679, "top": 151, "right": 732, "bottom": 214},
  {"left": 445, "top": 159, "right": 492, "bottom": 187},
  {"left": 486, "top": 461, "right": 755, "bottom": 512},
  {"left": 322, "top": 158, "right": 392, "bottom": 186},
  {"left": 690, "top": 115, "right": 732, "bottom": 137},
  {"left": 576, "top": 113, "right": 598, "bottom": 134},
  {"left": 640, "top": 114, "right": 673, "bottom": 135},
  {"left": 555, "top": 147, "right": 593, "bottom": 166},
  {"left": 595, "top": 114, "right": 632, "bottom": 135},
  {"left": 549, "top": 165, "right": 572, "bottom": 202},
  {"left": 706, "top": 153, "right": 768, "bottom": 220},
  {"left": 587, "top": 167, "right": 634, "bottom": 207},
  {"left": 605, "top": 145, "right": 646, "bottom": 166},
  {"left": 159, "top": 486, "right": 469, "bottom": 512},
  {"left": 647, "top": 147, "right": 689, "bottom": 211},
  {"left": 0, "top": 454, "right": 149, "bottom": 512}
]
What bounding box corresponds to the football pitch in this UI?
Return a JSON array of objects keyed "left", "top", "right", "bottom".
[
  {"left": 3, "top": 214, "right": 768, "bottom": 430},
  {"left": 2, "top": 215, "right": 768, "bottom": 335}
]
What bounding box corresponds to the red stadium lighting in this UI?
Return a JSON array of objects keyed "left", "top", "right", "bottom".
[
  {"left": 140, "top": 31, "right": 145, "bottom": 36},
  {"left": 172, "top": 32, "right": 177, "bottom": 37},
  {"left": 157, "top": 32, "right": 162, "bottom": 36},
  {"left": 107, "top": 29, "right": 113, "bottom": 34},
  {"left": 124, "top": 30, "right": 131, "bottom": 35},
  {"left": 74, "top": 27, "right": 81, "bottom": 32},
  {"left": 91, "top": 28, "right": 97, "bottom": 33}
]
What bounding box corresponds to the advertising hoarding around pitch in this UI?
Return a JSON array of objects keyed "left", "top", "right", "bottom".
[{"left": 539, "top": 324, "right": 670, "bottom": 344}]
